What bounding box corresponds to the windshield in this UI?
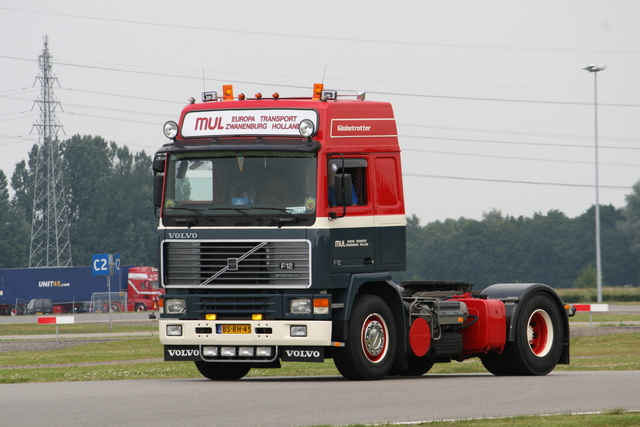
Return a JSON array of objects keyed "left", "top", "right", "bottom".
[{"left": 163, "top": 151, "right": 317, "bottom": 225}]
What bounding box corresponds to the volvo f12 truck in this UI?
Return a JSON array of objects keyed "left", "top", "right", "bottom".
[{"left": 154, "top": 84, "right": 573, "bottom": 380}]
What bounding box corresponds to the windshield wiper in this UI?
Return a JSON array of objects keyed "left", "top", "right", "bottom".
[
  {"left": 255, "top": 207, "right": 309, "bottom": 227},
  {"left": 165, "top": 206, "right": 216, "bottom": 225},
  {"left": 210, "top": 207, "right": 263, "bottom": 222}
]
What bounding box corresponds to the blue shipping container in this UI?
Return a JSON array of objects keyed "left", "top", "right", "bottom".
[{"left": 0, "top": 266, "right": 131, "bottom": 304}]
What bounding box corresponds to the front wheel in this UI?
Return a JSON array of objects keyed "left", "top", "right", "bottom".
[
  {"left": 333, "top": 294, "right": 396, "bottom": 380},
  {"left": 194, "top": 361, "right": 253, "bottom": 380},
  {"left": 497, "top": 292, "right": 563, "bottom": 376}
]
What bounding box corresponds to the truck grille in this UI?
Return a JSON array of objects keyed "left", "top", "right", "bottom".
[{"left": 163, "top": 240, "right": 311, "bottom": 289}]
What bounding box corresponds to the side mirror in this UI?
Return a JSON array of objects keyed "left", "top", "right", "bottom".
[
  {"left": 154, "top": 174, "right": 164, "bottom": 209},
  {"left": 152, "top": 155, "right": 166, "bottom": 173},
  {"left": 335, "top": 173, "right": 353, "bottom": 207}
]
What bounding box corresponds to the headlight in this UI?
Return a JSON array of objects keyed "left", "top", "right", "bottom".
[
  {"left": 165, "top": 298, "right": 186, "bottom": 314},
  {"left": 298, "top": 119, "right": 315, "bottom": 138},
  {"left": 166, "top": 325, "right": 183, "bottom": 336},
  {"left": 163, "top": 121, "right": 179, "bottom": 139},
  {"left": 290, "top": 298, "right": 311, "bottom": 315},
  {"left": 290, "top": 325, "right": 307, "bottom": 337}
]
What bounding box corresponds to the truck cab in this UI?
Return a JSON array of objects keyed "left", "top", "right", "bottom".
[{"left": 155, "top": 84, "right": 571, "bottom": 380}]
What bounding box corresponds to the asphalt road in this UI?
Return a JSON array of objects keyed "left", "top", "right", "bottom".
[{"left": 1, "top": 371, "right": 639, "bottom": 427}]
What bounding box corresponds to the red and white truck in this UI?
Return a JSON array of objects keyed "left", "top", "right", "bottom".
[
  {"left": 154, "top": 84, "right": 574, "bottom": 380},
  {"left": 109, "top": 267, "right": 162, "bottom": 312}
]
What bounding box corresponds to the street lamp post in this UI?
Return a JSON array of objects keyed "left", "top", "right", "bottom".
[{"left": 583, "top": 64, "right": 606, "bottom": 303}]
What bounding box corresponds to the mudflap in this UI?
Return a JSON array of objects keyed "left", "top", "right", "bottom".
[
  {"left": 280, "top": 346, "right": 324, "bottom": 363},
  {"left": 164, "top": 345, "right": 201, "bottom": 361}
]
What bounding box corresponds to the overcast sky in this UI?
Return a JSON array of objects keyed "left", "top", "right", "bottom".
[{"left": 1, "top": 1, "right": 639, "bottom": 224}]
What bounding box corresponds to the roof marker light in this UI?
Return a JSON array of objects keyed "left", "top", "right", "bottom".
[
  {"left": 238, "top": 93, "right": 246, "bottom": 100},
  {"left": 272, "top": 92, "right": 279, "bottom": 99},
  {"left": 312, "top": 83, "right": 324, "bottom": 100},
  {"left": 255, "top": 93, "right": 262, "bottom": 99},
  {"left": 222, "top": 85, "right": 234, "bottom": 101}
]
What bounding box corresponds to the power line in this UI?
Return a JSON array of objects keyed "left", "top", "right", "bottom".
[
  {"left": 3, "top": 54, "right": 640, "bottom": 109},
  {"left": 403, "top": 172, "right": 633, "bottom": 190},
  {"left": 401, "top": 134, "right": 640, "bottom": 150},
  {"left": 402, "top": 147, "right": 640, "bottom": 168},
  {"left": 2, "top": 6, "right": 640, "bottom": 55}
]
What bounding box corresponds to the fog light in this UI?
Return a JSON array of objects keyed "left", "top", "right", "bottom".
[
  {"left": 290, "top": 298, "right": 311, "bottom": 315},
  {"left": 166, "top": 325, "right": 182, "bottom": 336},
  {"left": 256, "top": 347, "right": 273, "bottom": 357},
  {"left": 290, "top": 325, "right": 307, "bottom": 337},
  {"left": 239, "top": 347, "right": 254, "bottom": 357},
  {"left": 221, "top": 347, "right": 236, "bottom": 357},
  {"left": 202, "top": 346, "right": 218, "bottom": 357}
]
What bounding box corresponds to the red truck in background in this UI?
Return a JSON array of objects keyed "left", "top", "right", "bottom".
[
  {"left": 110, "top": 266, "right": 163, "bottom": 312},
  {"left": 154, "top": 83, "right": 574, "bottom": 381}
]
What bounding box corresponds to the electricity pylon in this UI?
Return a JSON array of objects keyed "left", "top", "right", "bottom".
[{"left": 29, "top": 35, "right": 73, "bottom": 267}]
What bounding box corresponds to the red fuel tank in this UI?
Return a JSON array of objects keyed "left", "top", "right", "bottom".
[{"left": 451, "top": 295, "right": 506, "bottom": 354}]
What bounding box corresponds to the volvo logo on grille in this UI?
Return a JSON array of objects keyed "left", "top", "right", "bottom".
[
  {"left": 168, "top": 232, "right": 198, "bottom": 239},
  {"left": 227, "top": 258, "right": 238, "bottom": 270}
]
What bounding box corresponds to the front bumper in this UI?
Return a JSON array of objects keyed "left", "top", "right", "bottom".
[{"left": 159, "top": 319, "right": 332, "bottom": 346}]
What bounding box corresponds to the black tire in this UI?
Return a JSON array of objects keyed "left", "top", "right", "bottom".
[
  {"left": 135, "top": 304, "right": 146, "bottom": 312},
  {"left": 396, "top": 355, "right": 435, "bottom": 376},
  {"left": 334, "top": 294, "right": 396, "bottom": 380},
  {"left": 194, "top": 361, "right": 253, "bottom": 380},
  {"left": 480, "top": 352, "right": 512, "bottom": 376},
  {"left": 499, "top": 292, "right": 563, "bottom": 375},
  {"left": 110, "top": 303, "right": 119, "bottom": 312}
]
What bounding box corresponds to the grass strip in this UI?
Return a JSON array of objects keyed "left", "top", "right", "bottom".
[
  {"left": 1, "top": 332, "right": 639, "bottom": 383},
  {"left": 309, "top": 410, "right": 640, "bottom": 426}
]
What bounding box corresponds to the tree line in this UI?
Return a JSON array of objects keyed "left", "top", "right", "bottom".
[
  {"left": 396, "top": 184, "right": 640, "bottom": 289},
  {"left": 0, "top": 134, "right": 639, "bottom": 291},
  {"left": 0, "top": 135, "right": 157, "bottom": 269}
]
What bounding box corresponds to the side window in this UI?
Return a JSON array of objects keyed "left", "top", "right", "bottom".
[{"left": 328, "top": 158, "right": 368, "bottom": 207}]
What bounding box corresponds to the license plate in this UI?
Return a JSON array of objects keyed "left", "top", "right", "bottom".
[{"left": 217, "top": 324, "right": 252, "bottom": 334}]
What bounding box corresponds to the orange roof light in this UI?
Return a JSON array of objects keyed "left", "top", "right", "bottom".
[
  {"left": 238, "top": 93, "right": 246, "bottom": 101},
  {"left": 272, "top": 92, "right": 280, "bottom": 99},
  {"left": 312, "top": 83, "right": 324, "bottom": 101},
  {"left": 222, "top": 85, "right": 234, "bottom": 101}
]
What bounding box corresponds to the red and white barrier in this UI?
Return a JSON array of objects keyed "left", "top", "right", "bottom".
[
  {"left": 572, "top": 304, "right": 609, "bottom": 312},
  {"left": 37, "top": 316, "right": 75, "bottom": 339},
  {"left": 37, "top": 316, "right": 75, "bottom": 324}
]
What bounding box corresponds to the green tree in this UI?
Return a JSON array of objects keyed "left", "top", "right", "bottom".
[
  {"left": 0, "top": 169, "right": 30, "bottom": 267},
  {"left": 574, "top": 264, "right": 597, "bottom": 289}
]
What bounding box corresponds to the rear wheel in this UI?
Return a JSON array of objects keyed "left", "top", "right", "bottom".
[
  {"left": 491, "top": 292, "right": 563, "bottom": 376},
  {"left": 134, "top": 303, "right": 146, "bottom": 312},
  {"left": 194, "top": 361, "right": 253, "bottom": 380},
  {"left": 399, "top": 355, "right": 435, "bottom": 376},
  {"left": 333, "top": 294, "right": 396, "bottom": 380},
  {"left": 480, "top": 352, "right": 512, "bottom": 375}
]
